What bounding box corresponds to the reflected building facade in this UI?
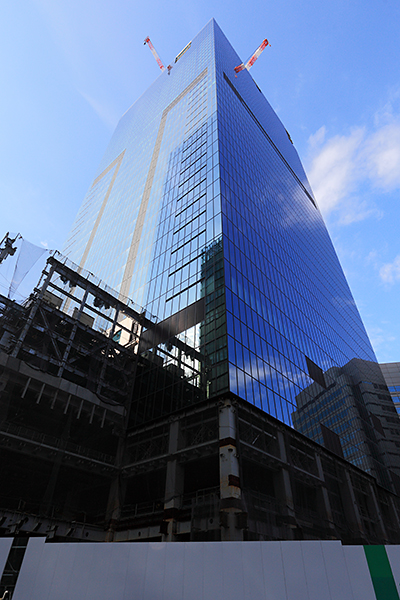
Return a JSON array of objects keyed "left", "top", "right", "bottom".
[
  {"left": 293, "top": 359, "right": 400, "bottom": 487},
  {"left": 64, "top": 20, "right": 400, "bottom": 483},
  {"left": 380, "top": 362, "right": 400, "bottom": 416}
]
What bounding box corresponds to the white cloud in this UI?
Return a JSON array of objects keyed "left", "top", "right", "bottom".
[
  {"left": 306, "top": 111, "right": 400, "bottom": 224},
  {"left": 308, "top": 125, "right": 326, "bottom": 148},
  {"left": 373, "top": 87, "right": 400, "bottom": 127},
  {"left": 380, "top": 255, "right": 400, "bottom": 284},
  {"left": 336, "top": 199, "right": 383, "bottom": 226},
  {"left": 363, "top": 123, "right": 400, "bottom": 190},
  {"left": 307, "top": 128, "right": 364, "bottom": 216},
  {"left": 366, "top": 325, "right": 396, "bottom": 355}
]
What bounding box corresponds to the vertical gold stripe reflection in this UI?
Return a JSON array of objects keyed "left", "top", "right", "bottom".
[
  {"left": 79, "top": 149, "right": 126, "bottom": 270},
  {"left": 119, "top": 67, "right": 208, "bottom": 301}
]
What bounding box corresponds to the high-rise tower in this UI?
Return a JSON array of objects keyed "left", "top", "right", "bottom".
[{"left": 64, "top": 20, "right": 400, "bottom": 485}]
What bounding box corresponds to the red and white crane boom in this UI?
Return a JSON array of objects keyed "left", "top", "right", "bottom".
[
  {"left": 234, "top": 38, "right": 270, "bottom": 74},
  {"left": 144, "top": 37, "right": 172, "bottom": 74}
]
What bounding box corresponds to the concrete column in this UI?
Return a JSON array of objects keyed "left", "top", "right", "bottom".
[
  {"left": 105, "top": 427, "right": 127, "bottom": 542},
  {"left": 105, "top": 476, "right": 124, "bottom": 542},
  {"left": 219, "top": 399, "right": 243, "bottom": 541},
  {"left": 315, "top": 453, "right": 336, "bottom": 536},
  {"left": 342, "top": 471, "right": 366, "bottom": 541},
  {"left": 40, "top": 411, "right": 73, "bottom": 519},
  {"left": 162, "top": 420, "right": 184, "bottom": 541},
  {"left": 276, "top": 430, "right": 296, "bottom": 539},
  {"left": 0, "top": 370, "right": 10, "bottom": 425},
  {"left": 368, "top": 482, "right": 388, "bottom": 542}
]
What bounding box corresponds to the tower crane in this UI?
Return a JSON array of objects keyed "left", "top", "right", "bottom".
[
  {"left": 144, "top": 37, "right": 173, "bottom": 74},
  {"left": 234, "top": 38, "right": 270, "bottom": 74}
]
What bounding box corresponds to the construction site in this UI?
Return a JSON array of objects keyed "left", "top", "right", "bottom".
[
  {"left": 0, "top": 247, "right": 400, "bottom": 566},
  {"left": 3, "top": 17, "right": 400, "bottom": 598}
]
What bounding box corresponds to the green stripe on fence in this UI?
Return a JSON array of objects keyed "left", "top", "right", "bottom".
[{"left": 364, "top": 545, "right": 399, "bottom": 600}]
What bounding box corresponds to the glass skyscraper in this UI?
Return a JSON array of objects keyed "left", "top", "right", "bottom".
[{"left": 64, "top": 20, "right": 399, "bottom": 482}]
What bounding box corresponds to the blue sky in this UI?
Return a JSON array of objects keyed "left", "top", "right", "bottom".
[{"left": 1, "top": 0, "right": 400, "bottom": 362}]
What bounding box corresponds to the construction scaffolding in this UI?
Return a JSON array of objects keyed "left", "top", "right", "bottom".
[{"left": 1, "top": 254, "right": 400, "bottom": 549}]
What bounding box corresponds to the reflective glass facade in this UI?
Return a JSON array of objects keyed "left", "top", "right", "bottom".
[
  {"left": 380, "top": 363, "right": 400, "bottom": 415},
  {"left": 64, "top": 21, "right": 391, "bottom": 477}
]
